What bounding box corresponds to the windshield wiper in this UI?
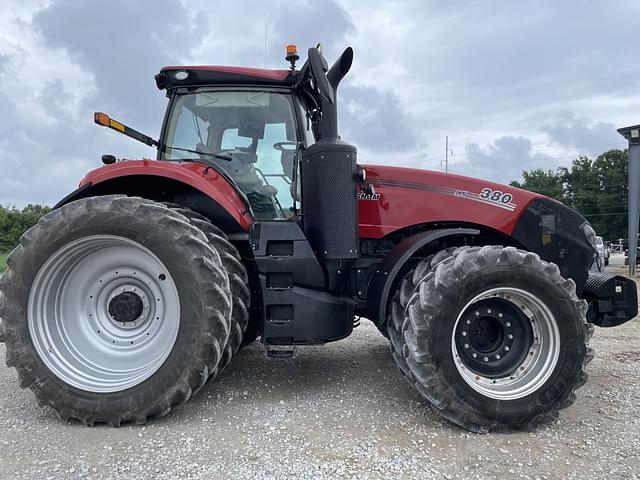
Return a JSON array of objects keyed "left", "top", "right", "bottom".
[{"left": 165, "top": 146, "right": 232, "bottom": 161}]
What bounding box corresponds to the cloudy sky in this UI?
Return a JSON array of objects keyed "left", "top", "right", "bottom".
[{"left": 1, "top": 0, "right": 638, "bottom": 206}]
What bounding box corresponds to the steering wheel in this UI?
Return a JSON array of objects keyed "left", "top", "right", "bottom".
[{"left": 273, "top": 141, "right": 297, "bottom": 152}]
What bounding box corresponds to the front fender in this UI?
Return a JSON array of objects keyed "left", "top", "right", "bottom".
[{"left": 366, "top": 227, "right": 480, "bottom": 323}]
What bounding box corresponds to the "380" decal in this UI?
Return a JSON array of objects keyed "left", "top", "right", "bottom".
[
  {"left": 454, "top": 187, "right": 517, "bottom": 211},
  {"left": 479, "top": 188, "right": 513, "bottom": 205}
]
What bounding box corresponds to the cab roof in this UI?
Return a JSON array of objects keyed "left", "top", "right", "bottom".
[{"left": 155, "top": 65, "right": 298, "bottom": 90}]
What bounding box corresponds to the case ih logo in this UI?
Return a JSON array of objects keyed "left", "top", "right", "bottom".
[{"left": 357, "top": 191, "right": 381, "bottom": 201}]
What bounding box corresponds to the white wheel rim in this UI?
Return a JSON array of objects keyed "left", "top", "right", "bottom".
[
  {"left": 451, "top": 287, "right": 561, "bottom": 401},
  {"left": 28, "top": 235, "right": 180, "bottom": 393}
]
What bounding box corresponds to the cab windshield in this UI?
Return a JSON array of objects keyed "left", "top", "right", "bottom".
[{"left": 161, "top": 90, "right": 299, "bottom": 220}]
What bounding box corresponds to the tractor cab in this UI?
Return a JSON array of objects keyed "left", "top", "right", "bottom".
[
  {"left": 153, "top": 45, "right": 355, "bottom": 226},
  {"left": 159, "top": 88, "right": 301, "bottom": 220}
]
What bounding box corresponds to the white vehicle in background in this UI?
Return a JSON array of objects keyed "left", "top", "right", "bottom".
[{"left": 596, "top": 236, "right": 609, "bottom": 266}]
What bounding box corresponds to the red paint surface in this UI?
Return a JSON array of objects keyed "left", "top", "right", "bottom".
[
  {"left": 357, "top": 165, "right": 542, "bottom": 239},
  {"left": 160, "top": 65, "right": 292, "bottom": 81},
  {"left": 80, "top": 160, "right": 252, "bottom": 231},
  {"left": 80, "top": 160, "right": 542, "bottom": 241}
]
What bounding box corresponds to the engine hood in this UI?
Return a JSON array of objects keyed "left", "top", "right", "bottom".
[
  {"left": 358, "top": 164, "right": 543, "bottom": 239},
  {"left": 358, "top": 164, "right": 596, "bottom": 292}
]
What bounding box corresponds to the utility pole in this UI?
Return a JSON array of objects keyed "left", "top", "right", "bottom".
[
  {"left": 618, "top": 124, "right": 640, "bottom": 274},
  {"left": 445, "top": 136, "right": 448, "bottom": 173},
  {"left": 444, "top": 136, "right": 453, "bottom": 173}
]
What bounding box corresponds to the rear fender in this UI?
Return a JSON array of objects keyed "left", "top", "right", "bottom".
[
  {"left": 55, "top": 160, "right": 252, "bottom": 233},
  {"left": 366, "top": 228, "right": 480, "bottom": 323}
]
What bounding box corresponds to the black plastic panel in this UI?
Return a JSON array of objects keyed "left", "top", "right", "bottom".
[
  {"left": 512, "top": 198, "right": 596, "bottom": 294},
  {"left": 266, "top": 241, "right": 294, "bottom": 257},
  {"left": 251, "top": 221, "right": 326, "bottom": 289},
  {"left": 250, "top": 220, "right": 354, "bottom": 344},
  {"left": 267, "top": 305, "right": 294, "bottom": 323},
  {"left": 301, "top": 142, "right": 359, "bottom": 260},
  {"left": 268, "top": 272, "right": 293, "bottom": 289},
  {"left": 261, "top": 280, "right": 354, "bottom": 345}
]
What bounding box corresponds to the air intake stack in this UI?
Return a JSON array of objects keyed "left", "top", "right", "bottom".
[{"left": 301, "top": 47, "right": 359, "bottom": 264}]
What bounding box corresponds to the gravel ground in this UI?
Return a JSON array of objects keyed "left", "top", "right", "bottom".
[{"left": 1, "top": 255, "right": 639, "bottom": 479}]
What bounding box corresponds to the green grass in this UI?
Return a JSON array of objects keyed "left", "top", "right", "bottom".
[{"left": 0, "top": 252, "right": 7, "bottom": 273}]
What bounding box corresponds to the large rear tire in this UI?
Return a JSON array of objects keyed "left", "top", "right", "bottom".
[
  {"left": 162, "top": 204, "right": 249, "bottom": 374},
  {"left": 389, "top": 245, "right": 593, "bottom": 432},
  {"left": 0, "top": 196, "right": 232, "bottom": 426}
]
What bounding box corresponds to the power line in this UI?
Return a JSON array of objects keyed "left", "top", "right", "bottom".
[
  {"left": 451, "top": 153, "right": 624, "bottom": 164},
  {"left": 523, "top": 142, "right": 627, "bottom": 153},
  {"left": 444, "top": 144, "right": 628, "bottom": 165}
]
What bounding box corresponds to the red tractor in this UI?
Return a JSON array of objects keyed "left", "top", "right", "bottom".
[{"left": 0, "top": 45, "right": 636, "bottom": 432}]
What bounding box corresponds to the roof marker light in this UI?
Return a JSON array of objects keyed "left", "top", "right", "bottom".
[
  {"left": 174, "top": 70, "right": 189, "bottom": 81},
  {"left": 285, "top": 44, "right": 299, "bottom": 69}
]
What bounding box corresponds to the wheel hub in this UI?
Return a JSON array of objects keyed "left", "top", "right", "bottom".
[
  {"left": 455, "top": 297, "right": 533, "bottom": 378},
  {"left": 108, "top": 292, "right": 144, "bottom": 323},
  {"left": 469, "top": 316, "right": 503, "bottom": 352}
]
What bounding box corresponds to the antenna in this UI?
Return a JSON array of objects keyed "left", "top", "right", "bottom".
[{"left": 264, "top": 22, "right": 268, "bottom": 67}]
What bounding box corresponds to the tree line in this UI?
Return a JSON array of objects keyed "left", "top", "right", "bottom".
[
  {"left": 0, "top": 205, "right": 51, "bottom": 252},
  {"left": 511, "top": 149, "right": 628, "bottom": 241}
]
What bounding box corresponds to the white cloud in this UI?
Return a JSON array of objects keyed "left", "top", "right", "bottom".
[{"left": 0, "top": 0, "right": 639, "bottom": 205}]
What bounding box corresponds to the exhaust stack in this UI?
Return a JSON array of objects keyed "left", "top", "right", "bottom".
[
  {"left": 301, "top": 47, "right": 359, "bottom": 269},
  {"left": 312, "top": 47, "right": 353, "bottom": 142}
]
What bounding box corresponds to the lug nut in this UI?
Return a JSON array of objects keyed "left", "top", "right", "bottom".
[
  {"left": 505, "top": 346, "right": 510, "bottom": 351},
  {"left": 505, "top": 321, "right": 511, "bottom": 327},
  {"left": 461, "top": 331, "right": 467, "bottom": 336},
  {"left": 495, "top": 354, "right": 501, "bottom": 360},
  {"left": 475, "top": 311, "right": 480, "bottom": 316},
  {"left": 483, "top": 356, "right": 489, "bottom": 362},
  {"left": 472, "top": 353, "right": 478, "bottom": 358},
  {"left": 508, "top": 334, "right": 513, "bottom": 340},
  {"left": 466, "top": 319, "right": 471, "bottom": 325},
  {"left": 464, "top": 343, "right": 469, "bottom": 349},
  {"left": 487, "top": 308, "right": 492, "bottom": 314},
  {"left": 498, "top": 313, "right": 503, "bottom": 318}
]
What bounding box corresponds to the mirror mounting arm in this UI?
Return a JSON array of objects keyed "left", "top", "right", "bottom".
[{"left": 94, "top": 112, "right": 159, "bottom": 148}]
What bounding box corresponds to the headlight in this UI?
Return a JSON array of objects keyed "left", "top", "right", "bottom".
[{"left": 581, "top": 222, "right": 598, "bottom": 253}]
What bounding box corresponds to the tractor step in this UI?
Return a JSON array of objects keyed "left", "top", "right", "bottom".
[
  {"left": 264, "top": 344, "right": 297, "bottom": 358},
  {"left": 251, "top": 221, "right": 354, "bottom": 345}
]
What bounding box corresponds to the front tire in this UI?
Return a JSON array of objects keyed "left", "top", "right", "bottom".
[
  {"left": 390, "top": 245, "right": 593, "bottom": 432},
  {"left": 0, "top": 196, "right": 232, "bottom": 426}
]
